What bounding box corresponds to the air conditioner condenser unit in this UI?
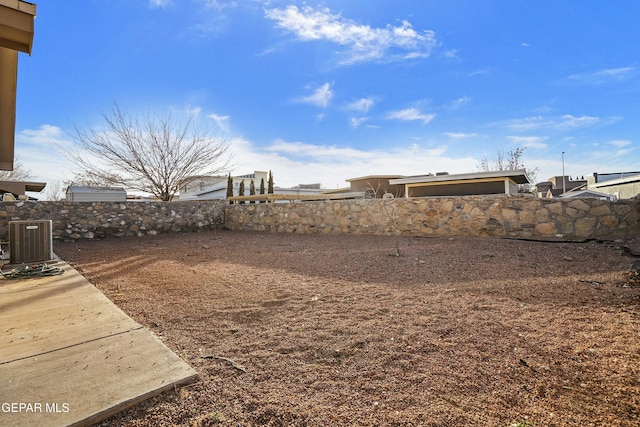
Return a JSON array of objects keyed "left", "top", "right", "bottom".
[{"left": 9, "top": 220, "right": 54, "bottom": 264}]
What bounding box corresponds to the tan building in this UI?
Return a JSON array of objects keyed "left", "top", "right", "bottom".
[
  {"left": 390, "top": 170, "right": 530, "bottom": 198},
  {"left": 587, "top": 172, "right": 640, "bottom": 199}
]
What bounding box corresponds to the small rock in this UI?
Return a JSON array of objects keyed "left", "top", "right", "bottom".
[{"left": 563, "top": 256, "right": 574, "bottom": 261}]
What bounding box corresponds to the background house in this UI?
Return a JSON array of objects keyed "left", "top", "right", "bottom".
[
  {"left": 180, "top": 171, "right": 270, "bottom": 201},
  {"left": 180, "top": 171, "right": 328, "bottom": 201},
  {"left": 345, "top": 175, "right": 406, "bottom": 198},
  {"left": 179, "top": 175, "right": 228, "bottom": 200},
  {"left": 587, "top": 171, "right": 640, "bottom": 199},
  {"left": 537, "top": 175, "right": 587, "bottom": 198},
  {"left": 390, "top": 170, "right": 530, "bottom": 197},
  {"left": 558, "top": 189, "right": 615, "bottom": 200}
]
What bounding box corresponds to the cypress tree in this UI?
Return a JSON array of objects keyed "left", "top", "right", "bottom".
[
  {"left": 268, "top": 170, "right": 274, "bottom": 194},
  {"left": 249, "top": 179, "right": 255, "bottom": 203},
  {"left": 226, "top": 173, "right": 233, "bottom": 204},
  {"left": 259, "top": 177, "right": 266, "bottom": 203},
  {"left": 238, "top": 180, "right": 245, "bottom": 204}
]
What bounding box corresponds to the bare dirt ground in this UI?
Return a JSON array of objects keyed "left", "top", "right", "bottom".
[{"left": 54, "top": 230, "right": 640, "bottom": 427}]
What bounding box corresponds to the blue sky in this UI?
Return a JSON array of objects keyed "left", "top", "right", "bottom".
[{"left": 14, "top": 0, "right": 640, "bottom": 193}]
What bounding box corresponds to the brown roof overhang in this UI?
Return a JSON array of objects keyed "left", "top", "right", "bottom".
[
  {"left": 0, "top": 1, "right": 36, "bottom": 171},
  {"left": 0, "top": 0, "right": 36, "bottom": 54},
  {"left": 0, "top": 180, "right": 46, "bottom": 195}
]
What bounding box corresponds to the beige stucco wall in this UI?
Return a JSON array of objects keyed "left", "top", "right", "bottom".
[{"left": 594, "top": 182, "right": 640, "bottom": 200}]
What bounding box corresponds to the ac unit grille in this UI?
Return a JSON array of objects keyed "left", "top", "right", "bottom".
[{"left": 9, "top": 220, "right": 54, "bottom": 264}]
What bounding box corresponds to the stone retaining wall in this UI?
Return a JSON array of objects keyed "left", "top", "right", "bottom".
[
  {"left": 0, "top": 200, "right": 226, "bottom": 241},
  {"left": 225, "top": 195, "right": 640, "bottom": 240},
  {"left": 0, "top": 195, "right": 637, "bottom": 242}
]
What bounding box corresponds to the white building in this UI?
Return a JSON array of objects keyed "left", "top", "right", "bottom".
[
  {"left": 179, "top": 171, "right": 327, "bottom": 201},
  {"left": 179, "top": 171, "right": 268, "bottom": 201},
  {"left": 66, "top": 186, "right": 127, "bottom": 202}
]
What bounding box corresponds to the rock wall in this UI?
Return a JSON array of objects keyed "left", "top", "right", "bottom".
[
  {"left": 0, "top": 195, "right": 637, "bottom": 242},
  {"left": 225, "top": 195, "right": 640, "bottom": 240},
  {"left": 0, "top": 200, "right": 226, "bottom": 241}
]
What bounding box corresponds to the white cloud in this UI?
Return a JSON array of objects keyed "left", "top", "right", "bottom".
[
  {"left": 444, "top": 132, "right": 477, "bottom": 139},
  {"left": 567, "top": 66, "right": 636, "bottom": 85},
  {"left": 447, "top": 96, "right": 470, "bottom": 110},
  {"left": 184, "top": 105, "right": 202, "bottom": 116},
  {"left": 16, "top": 124, "right": 72, "bottom": 147},
  {"left": 266, "top": 139, "right": 374, "bottom": 160},
  {"left": 265, "top": 5, "right": 437, "bottom": 64},
  {"left": 506, "top": 135, "right": 548, "bottom": 149},
  {"left": 442, "top": 49, "right": 460, "bottom": 60},
  {"left": 468, "top": 69, "right": 491, "bottom": 77},
  {"left": 608, "top": 139, "right": 632, "bottom": 148},
  {"left": 209, "top": 113, "right": 230, "bottom": 132},
  {"left": 297, "top": 83, "right": 333, "bottom": 108},
  {"left": 556, "top": 114, "right": 599, "bottom": 130},
  {"left": 149, "top": 0, "right": 172, "bottom": 8},
  {"left": 345, "top": 97, "right": 376, "bottom": 113},
  {"left": 15, "top": 125, "right": 76, "bottom": 183},
  {"left": 350, "top": 117, "right": 368, "bottom": 128},
  {"left": 200, "top": 0, "right": 237, "bottom": 10},
  {"left": 387, "top": 108, "right": 435, "bottom": 124},
  {"left": 503, "top": 114, "right": 599, "bottom": 132},
  {"left": 225, "top": 137, "right": 477, "bottom": 189}
]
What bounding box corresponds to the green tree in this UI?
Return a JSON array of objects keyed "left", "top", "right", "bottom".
[
  {"left": 267, "top": 170, "right": 274, "bottom": 194},
  {"left": 249, "top": 179, "right": 256, "bottom": 203},
  {"left": 226, "top": 173, "right": 233, "bottom": 204},
  {"left": 259, "top": 177, "right": 266, "bottom": 203},
  {"left": 238, "top": 180, "right": 245, "bottom": 204}
]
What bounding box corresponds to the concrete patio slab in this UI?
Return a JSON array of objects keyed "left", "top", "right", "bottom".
[{"left": 0, "top": 261, "right": 198, "bottom": 427}]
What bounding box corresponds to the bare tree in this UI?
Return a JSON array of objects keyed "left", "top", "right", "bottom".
[
  {"left": 479, "top": 146, "right": 539, "bottom": 191},
  {"left": 42, "top": 180, "right": 65, "bottom": 201},
  {"left": 0, "top": 159, "right": 33, "bottom": 181},
  {"left": 64, "top": 171, "right": 122, "bottom": 189},
  {"left": 66, "top": 103, "right": 230, "bottom": 201}
]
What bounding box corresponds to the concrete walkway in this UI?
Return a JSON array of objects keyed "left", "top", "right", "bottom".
[{"left": 0, "top": 261, "right": 198, "bottom": 427}]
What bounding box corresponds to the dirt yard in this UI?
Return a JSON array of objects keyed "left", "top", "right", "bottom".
[{"left": 54, "top": 230, "right": 640, "bottom": 426}]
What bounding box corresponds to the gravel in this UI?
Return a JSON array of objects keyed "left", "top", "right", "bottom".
[{"left": 54, "top": 230, "right": 640, "bottom": 426}]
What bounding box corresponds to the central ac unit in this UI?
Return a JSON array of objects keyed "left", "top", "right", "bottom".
[{"left": 9, "top": 220, "right": 54, "bottom": 264}]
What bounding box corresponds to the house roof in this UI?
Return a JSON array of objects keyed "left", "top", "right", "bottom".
[
  {"left": 560, "top": 189, "right": 614, "bottom": 199},
  {"left": 591, "top": 173, "right": 640, "bottom": 188},
  {"left": 193, "top": 181, "right": 228, "bottom": 197},
  {"left": 346, "top": 175, "right": 406, "bottom": 182},
  {"left": 0, "top": 0, "right": 36, "bottom": 53},
  {"left": 0, "top": 180, "right": 45, "bottom": 195},
  {"left": 389, "top": 169, "right": 531, "bottom": 185}
]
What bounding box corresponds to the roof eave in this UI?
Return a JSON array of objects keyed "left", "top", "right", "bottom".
[
  {"left": 390, "top": 169, "right": 530, "bottom": 185},
  {"left": 0, "top": 1, "right": 36, "bottom": 54}
]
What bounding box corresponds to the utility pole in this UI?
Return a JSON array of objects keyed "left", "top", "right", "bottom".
[{"left": 562, "top": 151, "right": 566, "bottom": 194}]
